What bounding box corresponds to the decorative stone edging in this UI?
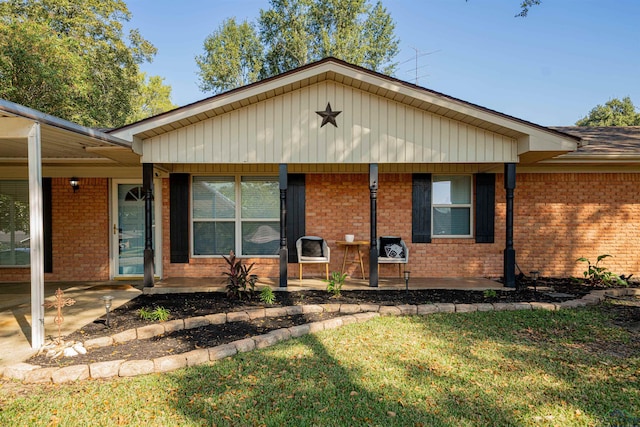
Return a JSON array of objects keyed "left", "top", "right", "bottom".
[{"left": 3, "top": 288, "right": 638, "bottom": 384}]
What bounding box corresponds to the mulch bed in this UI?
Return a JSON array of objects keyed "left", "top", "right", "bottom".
[{"left": 27, "top": 277, "right": 639, "bottom": 368}]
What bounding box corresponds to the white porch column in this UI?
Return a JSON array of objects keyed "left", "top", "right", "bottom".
[
  {"left": 0, "top": 117, "right": 44, "bottom": 348},
  {"left": 27, "top": 122, "right": 45, "bottom": 348}
]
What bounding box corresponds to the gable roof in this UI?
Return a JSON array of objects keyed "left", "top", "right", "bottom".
[{"left": 110, "top": 57, "right": 578, "bottom": 164}]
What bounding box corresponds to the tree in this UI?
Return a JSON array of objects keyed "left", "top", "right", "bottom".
[
  {"left": 127, "top": 73, "right": 177, "bottom": 123},
  {"left": 196, "top": 0, "right": 399, "bottom": 95},
  {"left": 302, "top": 0, "right": 398, "bottom": 75},
  {"left": 195, "top": 18, "right": 264, "bottom": 94},
  {"left": 0, "top": 0, "right": 157, "bottom": 128},
  {"left": 466, "top": 0, "right": 541, "bottom": 17},
  {"left": 258, "top": 0, "right": 311, "bottom": 78},
  {"left": 515, "top": 0, "right": 541, "bottom": 17},
  {"left": 575, "top": 97, "right": 640, "bottom": 127},
  {"left": 0, "top": 194, "right": 29, "bottom": 237}
]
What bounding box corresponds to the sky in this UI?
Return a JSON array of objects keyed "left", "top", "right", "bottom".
[{"left": 124, "top": 0, "right": 640, "bottom": 126}]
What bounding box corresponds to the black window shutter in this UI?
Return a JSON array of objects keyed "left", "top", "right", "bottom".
[
  {"left": 286, "top": 174, "right": 306, "bottom": 263},
  {"left": 475, "top": 173, "right": 495, "bottom": 243},
  {"left": 43, "top": 178, "right": 53, "bottom": 273},
  {"left": 170, "top": 173, "right": 190, "bottom": 263},
  {"left": 412, "top": 173, "right": 432, "bottom": 243}
]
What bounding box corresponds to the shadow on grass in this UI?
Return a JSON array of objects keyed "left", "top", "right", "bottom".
[
  {"left": 392, "top": 307, "right": 640, "bottom": 425},
  {"left": 162, "top": 313, "right": 593, "bottom": 426}
]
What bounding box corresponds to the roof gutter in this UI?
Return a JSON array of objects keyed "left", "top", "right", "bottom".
[
  {"left": 539, "top": 153, "right": 640, "bottom": 165},
  {"left": 0, "top": 98, "right": 132, "bottom": 148}
]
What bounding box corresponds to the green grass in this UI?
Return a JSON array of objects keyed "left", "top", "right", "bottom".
[{"left": 1, "top": 306, "right": 638, "bottom": 426}]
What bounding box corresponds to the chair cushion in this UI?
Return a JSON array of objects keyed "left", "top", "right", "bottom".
[
  {"left": 301, "top": 239, "right": 324, "bottom": 257},
  {"left": 380, "top": 237, "right": 404, "bottom": 258}
]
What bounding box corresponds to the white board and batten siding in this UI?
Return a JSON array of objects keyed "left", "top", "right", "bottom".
[{"left": 141, "top": 81, "right": 518, "bottom": 165}]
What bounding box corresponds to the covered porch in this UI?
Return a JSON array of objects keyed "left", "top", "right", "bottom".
[{"left": 109, "top": 57, "right": 578, "bottom": 291}]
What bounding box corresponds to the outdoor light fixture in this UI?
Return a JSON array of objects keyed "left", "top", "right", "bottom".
[
  {"left": 69, "top": 177, "right": 79, "bottom": 192},
  {"left": 101, "top": 295, "right": 114, "bottom": 328},
  {"left": 403, "top": 270, "right": 411, "bottom": 295},
  {"left": 530, "top": 270, "right": 540, "bottom": 292}
]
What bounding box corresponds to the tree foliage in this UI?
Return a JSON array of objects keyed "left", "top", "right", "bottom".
[
  {"left": 196, "top": 0, "right": 399, "bottom": 95},
  {"left": 515, "top": 0, "right": 541, "bottom": 17},
  {"left": 127, "top": 73, "right": 177, "bottom": 123},
  {"left": 466, "top": 0, "right": 541, "bottom": 17},
  {"left": 259, "top": 0, "right": 312, "bottom": 78},
  {"left": 0, "top": 195, "right": 28, "bottom": 236},
  {"left": 260, "top": 0, "right": 399, "bottom": 76},
  {"left": 0, "top": 0, "right": 163, "bottom": 127},
  {"left": 195, "top": 18, "right": 264, "bottom": 94},
  {"left": 575, "top": 97, "right": 640, "bottom": 127}
]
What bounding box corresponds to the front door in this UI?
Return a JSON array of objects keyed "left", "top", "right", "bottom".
[{"left": 112, "top": 180, "right": 161, "bottom": 277}]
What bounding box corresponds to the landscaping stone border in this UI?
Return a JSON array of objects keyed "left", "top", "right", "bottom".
[{"left": 3, "top": 288, "right": 638, "bottom": 384}]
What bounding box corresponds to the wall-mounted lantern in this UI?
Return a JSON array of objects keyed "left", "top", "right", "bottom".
[{"left": 69, "top": 177, "right": 80, "bottom": 193}]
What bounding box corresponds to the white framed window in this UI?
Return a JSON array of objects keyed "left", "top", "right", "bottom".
[
  {"left": 0, "top": 180, "right": 30, "bottom": 266},
  {"left": 192, "top": 176, "right": 279, "bottom": 257},
  {"left": 432, "top": 175, "right": 472, "bottom": 237}
]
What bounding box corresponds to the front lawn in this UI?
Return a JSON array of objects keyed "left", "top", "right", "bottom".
[{"left": 1, "top": 305, "right": 638, "bottom": 426}]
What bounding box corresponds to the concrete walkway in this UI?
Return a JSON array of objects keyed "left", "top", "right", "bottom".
[
  {"left": 0, "top": 281, "right": 142, "bottom": 368},
  {"left": 0, "top": 276, "right": 501, "bottom": 368}
]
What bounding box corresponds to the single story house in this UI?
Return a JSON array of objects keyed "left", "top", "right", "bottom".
[{"left": 2, "top": 57, "right": 639, "bottom": 347}]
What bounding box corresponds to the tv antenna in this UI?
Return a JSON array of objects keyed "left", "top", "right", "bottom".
[{"left": 402, "top": 47, "right": 440, "bottom": 85}]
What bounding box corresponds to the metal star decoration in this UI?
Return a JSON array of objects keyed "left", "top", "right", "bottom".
[{"left": 316, "top": 102, "right": 341, "bottom": 128}]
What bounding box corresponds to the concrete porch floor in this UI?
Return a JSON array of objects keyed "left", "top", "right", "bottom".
[
  {"left": 0, "top": 276, "right": 503, "bottom": 368},
  {"left": 148, "top": 276, "right": 504, "bottom": 294}
]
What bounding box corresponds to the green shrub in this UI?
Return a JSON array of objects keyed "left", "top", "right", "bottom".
[
  {"left": 223, "top": 251, "right": 257, "bottom": 300},
  {"left": 139, "top": 306, "right": 170, "bottom": 322},
  {"left": 259, "top": 286, "right": 276, "bottom": 304},
  {"left": 323, "top": 272, "right": 347, "bottom": 297},
  {"left": 483, "top": 289, "right": 497, "bottom": 299},
  {"left": 576, "top": 254, "right": 628, "bottom": 287}
]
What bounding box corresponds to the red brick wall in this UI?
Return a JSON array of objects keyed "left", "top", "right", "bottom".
[
  {"left": 5, "top": 171, "right": 626, "bottom": 284},
  {"left": 512, "top": 173, "right": 640, "bottom": 279},
  {"left": 4, "top": 172, "right": 637, "bottom": 283},
  {"left": 161, "top": 178, "right": 282, "bottom": 279},
  {"left": 297, "top": 172, "right": 640, "bottom": 279},
  {"left": 0, "top": 178, "right": 110, "bottom": 282},
  {"left": 305, "top": 173, "right": 505, "bottom": 278}
]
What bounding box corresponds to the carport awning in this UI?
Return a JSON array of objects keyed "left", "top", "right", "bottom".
[
  {"left": 0, "top": 99, "right": 138, "bottom": 173},
  {"left": 0, "top": 98, "right": 138, "bottom": 350}
]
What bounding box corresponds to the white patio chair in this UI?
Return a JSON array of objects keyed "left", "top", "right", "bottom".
[
  {"left": 296, "top": 236, "right": 330, "bottom": 280},
  {"left": 377, "top": 236, "right": 409, "bottom": 277}
]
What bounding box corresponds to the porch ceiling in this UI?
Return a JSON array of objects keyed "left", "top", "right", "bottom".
[{"left": 0, "top": 101, "right": 139, "bottom": 170}]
